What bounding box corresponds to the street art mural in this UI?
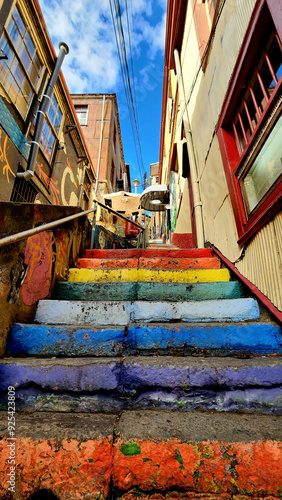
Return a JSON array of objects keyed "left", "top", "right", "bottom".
[
  {"left": 21, "top": 231, "right": 53, "bottom": 306},
  {"left": 52, "top": 221, "right": 83, "bottom": 279},
  {"left": 37, "top": 159, "right": 80, "bottom": 206},
  {"left": 0, "top": 130, "right": 15, "bottom": 183}
]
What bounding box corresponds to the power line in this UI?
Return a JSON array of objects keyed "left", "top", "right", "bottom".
[{"left": 109, "top": 0, "right": 146, "bottom": 187}]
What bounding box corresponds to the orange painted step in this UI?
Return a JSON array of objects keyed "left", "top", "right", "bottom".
[
  {"left": 84, "top": 248, "right": 214, "bottom": 259},
  {"left": 77, "top": 257, "right": 220, "bottom": 270},
  {"left": 138, "top": 257, "right": 221, "bottom": 270},
  {"left": 77, "top": 258, "right": 139, "bottom": 269}
]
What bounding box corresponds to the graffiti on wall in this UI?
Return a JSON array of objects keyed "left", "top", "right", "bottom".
[
  {"left": 37, "top": 163, "right": 60, "bottom": 205},
  {"left": 0, "top": 130, "right": 15, "bottom": 182},
  {"left": 52, "top": 221, "right": 82, "bottom": 280},
  {"left": 21, "top": 231, "right": 53, "bottom": 306},
  {"left": 37, "top": 159, "right": 79, "bottom": 206}
]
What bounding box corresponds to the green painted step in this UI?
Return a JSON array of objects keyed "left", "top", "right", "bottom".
[{"left": 54, "top": 281, "right": 244, "bottom": 302}]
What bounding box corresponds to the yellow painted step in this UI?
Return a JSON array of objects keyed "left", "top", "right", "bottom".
[{"left": 67, "top": 268, "right": 230, "bottom": 283}]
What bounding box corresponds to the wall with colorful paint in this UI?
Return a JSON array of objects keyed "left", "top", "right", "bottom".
[
  {"left": 0, "top": 0, "right": 95, "bottom": 207},
  {"left": 0, "top": 202, "right": 90, "bottom": 357}
]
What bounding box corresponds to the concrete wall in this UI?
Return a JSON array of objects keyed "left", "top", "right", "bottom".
[{"left": 0, "top": 202, "right": 90, "bottom": 356}]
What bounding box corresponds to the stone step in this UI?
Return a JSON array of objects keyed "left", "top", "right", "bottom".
[
  {"left": 76, "top": 257, "right": 221, "bottom": 270},
  {"left": 0, "top": 357, "right": 281, "bottom": 414},
  {"left": 54, "top": 281, "right": 244, "bottom": 302},
  {"left": 8, "top": 322, "right": 281, "bottom": 357},
  {"left": 34, "top": 298, "right": 260, "bottom": 325},
  {"left": 67, "top": 267, "right": 231, "bottom": 283},
  {"left": 0, "top": 411, "right": 281, "bottom": 497},
  {"left": 84, "top": 248, "right": 214, "bottom": 259}
]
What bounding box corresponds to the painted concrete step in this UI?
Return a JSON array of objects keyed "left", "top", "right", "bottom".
[
  {"left": 8, "top": 322, "right": 282, "bottom": 357},
  {"left": 67, "top": 267, "right": 231, "bottom": 283},
  {"left": 0, "top": 357, "right": 281, "bottom": 414},
  {"left": 0, "top": 411, "right": 281, "bottom": 498},
  {"left": 54, "top": 281, "right": 244, "bottom": 302},
  {"left": 76, "top": 257, "right": 221, "bottom": 270},
  {"left": 84, "top": 248, "right": 214, "bottom": 259},
  {"left": 34, "top": 298, "right": 260, "bottom": 325}
]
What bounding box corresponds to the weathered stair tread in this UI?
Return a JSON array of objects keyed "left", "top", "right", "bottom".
[
  {"left": 116, "top": 409, "right": 282, "bottom": 441},
  {"left": 76, "top": 257, "right": 221, "bottom": 270},
  {"left": 8, "top": 322, "right": 281, "bottom": 356},
  {"left": 67, "top": 267, "right": 231, "bottom": 283},
  {"left": 1, "top": 356, "right": 281, "bottom": 392},
  {"left": 0, "top": 411, "right": 116, "bottom": 440},
  {"left": 54, "top": 280, "right": 244, "bottom": 302},
  {"left": 84, "top": 248, "right": 214, "bottom": 259},
  {"left": 34, "top": 298, "right": 260, "bottom": 325}
]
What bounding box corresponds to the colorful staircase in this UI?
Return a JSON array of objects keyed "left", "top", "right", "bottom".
[{"left": 1, "top": 245, "right": 282, "bottom": 499}]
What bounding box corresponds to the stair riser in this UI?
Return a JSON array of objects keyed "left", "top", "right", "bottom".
[
  {"left": 54, "top": 281, "right": 244, "bottom": 302},
  {"left": 76, "top": 257, "right": 221, "bottom": 270},
  {"left": 0, "top": 387, "right": 281, "bottom": 415},
  {"left": 0, "top": 411, "right": 281, "bottom": 497},
  {"left": 8, "top": 324, "right": 282, "bottom": 357},
  {"left": 1, "top": 359, "right": 281, "bottom": 392},
  {"left": 67, "top": 268, "right": 230, "bottom": 283},
  {"left": 84, "top": 249, "right": 214, "bottom": 259},
  {"left": 34, "top": 299, "right": 260, "bottom": 325}
]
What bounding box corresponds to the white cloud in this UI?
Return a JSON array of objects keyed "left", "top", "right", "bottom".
[{"left": 39, "top": 0, "right": 166, "bottom": 93}]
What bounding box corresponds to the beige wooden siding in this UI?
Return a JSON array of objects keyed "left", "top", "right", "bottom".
[{"left": 236, "top": 212, "right": 282, "bottom": 311}]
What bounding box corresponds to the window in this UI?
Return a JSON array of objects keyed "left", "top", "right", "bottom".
[
  {"left": 74, "top": 105, "right": 88, "bottom": 126},
  {"left": 217, "top": 1, "right": 282, "bottom": 245},
  {"left": 39, "top": 94, "right": 62, "bottom": 162},
  {"left": 0, "top": 5, "right": 42, "bottom": 118}
]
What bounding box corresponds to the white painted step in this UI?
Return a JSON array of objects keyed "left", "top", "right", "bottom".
[{"left": 35, "top": 299, "right": 260, "bottom": 325}]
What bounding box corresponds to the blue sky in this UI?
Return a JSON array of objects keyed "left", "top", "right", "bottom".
[{"left": 39, "top": 0, "right": 167, "bottom": 193}]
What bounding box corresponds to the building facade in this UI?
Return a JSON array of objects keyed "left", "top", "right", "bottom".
[
  {"left": 159, "top": 0, "right": 281, "bottom": 312},
  {"left": 71, "top": 93, "right": 130, "bottom": 203},
  {"left": 0, "top": 0, "right": 95, "bottom": 208}
]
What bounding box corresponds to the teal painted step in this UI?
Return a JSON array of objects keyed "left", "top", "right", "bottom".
[
  {"left": 54, "top": 281, "right": 244, "bottom": 302},
  {"left": 7, "top": 323, "right": 282, "bottom": 357}
]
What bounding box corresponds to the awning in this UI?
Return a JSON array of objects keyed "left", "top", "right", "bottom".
[
  {"left": 103, "top": 191, "right": 143, "bottom": 216},
  {"left": 140, "top": 184, "right": 169, "bottom": 212}
]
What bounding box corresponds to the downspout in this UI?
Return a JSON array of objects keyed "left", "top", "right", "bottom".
[
  {"left": 17, "top": 42, "right": 69, "bottom": 181},
  {"left": 94, "top": 94, "right": 106, "bottom": 194},
  {"left": 174, "top": 48, "right": 205, "bottom": 248}
]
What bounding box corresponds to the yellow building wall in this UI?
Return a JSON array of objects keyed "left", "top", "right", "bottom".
[{"left": 163, "top": 0, "right": 281, "bottom": 310}]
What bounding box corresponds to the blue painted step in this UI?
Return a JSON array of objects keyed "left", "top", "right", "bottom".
[{"left": 7, "top": 323, "right": 282, "bottom": 357}]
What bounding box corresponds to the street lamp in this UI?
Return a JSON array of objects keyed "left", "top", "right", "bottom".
[{"left": 132, "top": 179, "right": 140, "bottom": 194}]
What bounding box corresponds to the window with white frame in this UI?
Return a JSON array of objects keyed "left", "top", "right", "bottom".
[
  {"left": 0, "top": 5, "right": 43, "bottom": 118},
  {"left": 74, "top": 104, "right": 88, "bottom": 126}
]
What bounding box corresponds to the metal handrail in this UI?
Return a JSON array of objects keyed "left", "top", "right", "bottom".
[
  {"left": 96, "top": 200, "right": 144, "bottom": 231},
  {"left": 0, "top": 200, "right": 145, "bottom": 248},
  {"left": 0, "top": 206, "right": 97, "bottom": 248}
]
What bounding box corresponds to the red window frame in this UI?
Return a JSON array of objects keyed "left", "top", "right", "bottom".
[{"left": 216, "top": 0, "right": 282, "bottom": 246}]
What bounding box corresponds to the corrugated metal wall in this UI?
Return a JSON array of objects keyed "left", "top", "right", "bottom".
[{"left": 236, "top": 212, "right": 282, "bottom": 311}]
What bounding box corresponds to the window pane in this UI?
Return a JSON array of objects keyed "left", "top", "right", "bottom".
[
  {"left": 24, "top": 32, "right": 35, "bottom": 58},
  {"left": 243, "top": 86, "right": 258, "bottom": 129},
  {"left": 7, "top": 18, "right": 21, "bottom": 50},
  {"left": 18, "top": 42, "right": 31, "bottom": 70},
  {"left": 11, "top": 59, "right": 25, "bottom": 87},
  {"left": 267, "top": 34, "right": 282, "bottom": 84},
  {"left": 13, "top": 7, "right": 25, "bottom": 36},
  {"left": 242, "top": 115, "right": 282, "bottom": 213}
]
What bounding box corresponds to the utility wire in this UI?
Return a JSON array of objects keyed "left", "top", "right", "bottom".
[{"left": 109, "top": 0, "right": 146, "bottom": 187}]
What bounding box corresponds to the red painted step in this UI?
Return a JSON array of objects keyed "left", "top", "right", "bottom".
[
  {"left": 77, "top": 256, "right": 220, "bottom": 270},
  {"left": 84, "top": 248, "right": 214, "bottom": 259}
]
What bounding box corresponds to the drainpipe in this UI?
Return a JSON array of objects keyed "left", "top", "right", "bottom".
[
  {"left": 173, "top": 48, "right": 205, "bottom": 248},
  {"left": 94, "top": 94, "right": 106, "bottom": 194},
  {"left": 17, "top": 42, "right": 69, "bottom": 181}
]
